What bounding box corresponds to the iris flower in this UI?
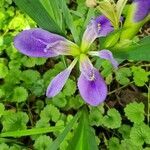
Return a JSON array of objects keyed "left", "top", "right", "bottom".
[
  {"left": 14, "top": 15, "right": 118, "bottom": 106},
  {"left": 133, "top": 0, "right": 150, "bottom": 22}
]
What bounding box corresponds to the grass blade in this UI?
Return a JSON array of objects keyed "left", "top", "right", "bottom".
[
  {"left": 47, "top": 112, "right": 80, "bottom": 150},
  {"left": 60, "top": 0, "right": 80, "bottom": 43},
  {"left": 0, "top": 126, "right": 63, "bottom": 137}
]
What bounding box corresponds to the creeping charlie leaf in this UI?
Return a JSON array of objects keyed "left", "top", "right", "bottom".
[
  {"left": 108, "top": 137, "right": 121, "bottom": 150},
  {"left": 33, "top": 135, "right": 52, "bottom": 150},
  {"left": 12, "top": 86, "right": 28, "bottom": 102},
  {"left": 102, "top": 108, "right": 122, "bottom": 129},
  {"left": 130, "top": 123, "right": 150, "bottom": 146},
  {"left": 2, "top": 111, "right": 29, "bottom": 132},
  {"left": 131, "top": 66, "right": 150, "bottom": 87},
  {"left": 124, "top": 102, "right": 145, "bottom": 124}
]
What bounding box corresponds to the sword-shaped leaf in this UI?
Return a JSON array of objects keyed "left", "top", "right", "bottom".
[
  {"left": 14, "top": 0, "right": 64, "bottom": 35},
  {"left": 67, "top": 109, "right": 98, "bottom": 150}
]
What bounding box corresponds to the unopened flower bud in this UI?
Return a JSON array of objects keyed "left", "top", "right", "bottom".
[{"left": 86, "top": 0, "right": 97, "bottom": 8}]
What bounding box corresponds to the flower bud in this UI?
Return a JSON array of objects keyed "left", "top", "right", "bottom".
[{"left": 86, "top": 0, "right": 97, "bottom": 8}]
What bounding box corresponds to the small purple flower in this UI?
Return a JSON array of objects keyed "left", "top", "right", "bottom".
[
  {"left": 133, "top": 0, "right": 150, "bottom": 22},
  {"left": 14, "top": 15, "right": 118, "bottom": 106}
]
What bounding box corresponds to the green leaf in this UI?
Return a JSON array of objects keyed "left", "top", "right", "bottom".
[
  {"left": 67, "top": 109, "right": 98, "bottom": 150},
  {"left": 14, "top": 0, "right": 63, "bottom": 34},
  {"left": 22, "top": 57, "right": 36, "bottom": 68},
  {"left": 34, "top": 135, "right": 52, "bottom": 150},
  {"left": 0, "top": 143, "right": 9, "bottom": 150},
  {"left": 52, "top": 92, "right": 67, "bottom": 108},
  {"left": 5, "top": 69, "right": 22, "bottom": 85},
  {"left": 89, "top": 107, "right": 104, "bottom": 127},
  {"left": 124, "top": 102, "right": 145, "bottom": 124},
  {"left": 9, "top": 145, "right": 21, "bottom": 150},
  {"left": 0, "top": 103, "right": 5, "bottom": 117},
  {"left": 60, "top": 0, "right": 80, "bottom": 43},
  {"left": 35, "top": 58, "right": 47, "bottom": 65},
  {"left": 29, "top": 79, "right": 45, "bottom": 96},
  {"left": 108, "top": 137, "right": 121, "bottom": 150},
  {"left": 40, "top": 104, "right": 61, "bottom": 122},
  {"left": 130, "top": 123, "right": 150, "bottom": 146},
  {"left": 113, "top": 36, "right": 150, "bottom": 61},
  {"left": 63, "top": 79, "right": 76, "bottom": 96},
  {"left": 0, "top": 126, "right": 63, "bottom": 137},
  {"left": 103, "top": 108, "right": 122, "bottom": 129},
  {"left": 101, "top": 28, "right": 123, "bottom": 48},
  {"left": 101, "top": 61, "right": 113, "bottom": 77},
  {"left": 120, "top": 139, "right": 142, "bottom": 150},
  {"left": 144, "top": 148, "right": 150, "bottom": 150},
  {"left": 82, "top": 8, "right": 95, "bottom": 30},
  {"left": 0, "top": 63, "right": 8, "bottom": 79},
  {"left": 115, "top": 67, "right": 132, "bottom": 85},
  {"left": 40, "top": 0, "right": 63, "bottom": 30},
  {"left": 0, "top": 89, "right": 5, "bottom": 98},
  {"left": 53, "top": 120, "right": 65, "bottom": 137},
  {"left": 12, "top": 86, "right": 28, "bottom": 102},
  {"left": 9, "top": 59, "right": 21, "bottom": 69},
  {"left": 118, "top": 124, "right": 131, "bottom": 139},
  {"left": 21, "top": 69, "right": 41, "bottom": 84},
  {"left": 8, "top": 13, "right": 30, "bottom": 30},
  {"left": 67, "top": 95, "right": 84, "bottom": 110},
  {"left": 131, "top": 66, "right": 150, "bottom": 87},
  {"left": 35, "top": 100, "right": 45, "bottom": 114},
  {"left": 2, "top": 111, "right": 29, "bottom": 132},
  {"left": 47, "top": 112, "right": 80, "bottom": 150},
  {"left": 35, "top": 119, "right": 52, "bottom": 129}
]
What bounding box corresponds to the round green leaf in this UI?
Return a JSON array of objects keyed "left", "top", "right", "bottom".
[
  {"left": 124, "top": 102, "right": 145, "bottom": 123},
  {"left": 12, "top": 87, "right": 28, "bottom": 102},
  {"left": 102, "top": 108, "right": 121, "bottom": 129},
  {"left": 130, "top": 123, "right": 150, "bottom": 146}
]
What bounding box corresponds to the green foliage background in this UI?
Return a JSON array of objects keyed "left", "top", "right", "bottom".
[{"left": 0, "top": 0, "right": 150, "bottom": 149}]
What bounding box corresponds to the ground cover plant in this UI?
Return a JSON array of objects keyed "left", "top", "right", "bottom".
[{"left": 0, "top": 0, "right": 150, "bottom": 149}]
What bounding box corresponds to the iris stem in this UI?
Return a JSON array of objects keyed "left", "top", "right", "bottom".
[{"left": 108, "top": 81, "right": 134, "bottom": 95}]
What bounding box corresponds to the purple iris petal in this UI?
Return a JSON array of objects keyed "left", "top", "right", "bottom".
[
  {"left": 46, "top": 59, "right": 77, "bottom": 98},
  {"left": 81, "top": 15, "right": 114, "bottom": 50},
  {"left": 79, "top": 55, "right": 95, "bottom": 81},
  {"left": 95, "top": 15, "right": 114, "bottom": 36},
  {"left": 134, "top": 0, "right": 150, "bottom": 22},
  {"left": 46, "top": 68, "right": 71, "bottom": 98},
  {"left": 89, "top": 50, "right": 118, "bottom": 69},
  {"left": 99, "top": 50, "right": 118, "bottom": 69},
  {"left": 14, "top": 28, "right": 71, "bottom": 57},
  {"left": 78, "top": 69, "right": 107, "bottom": 106}
]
